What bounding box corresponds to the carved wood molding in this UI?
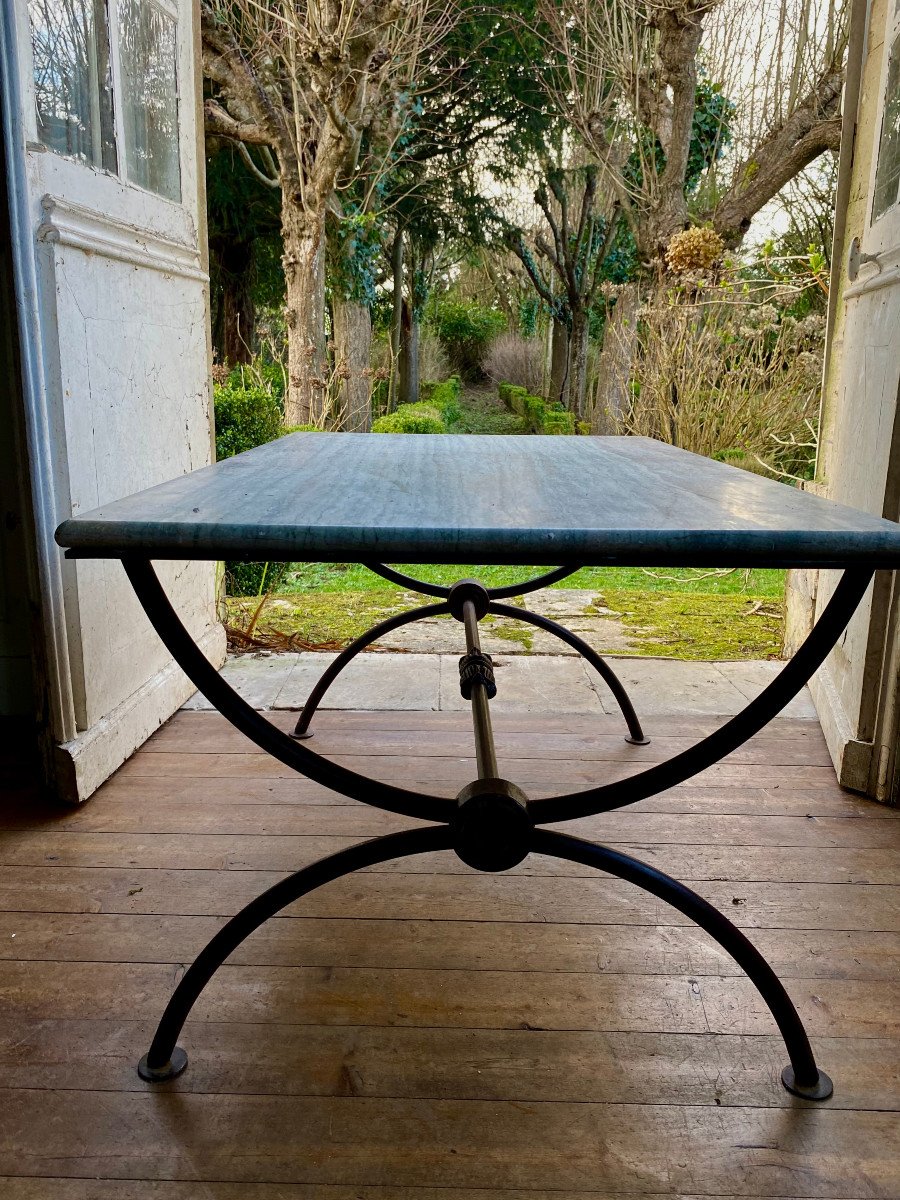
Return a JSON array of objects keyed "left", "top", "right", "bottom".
[{"left": 37, "top": 194, "right": 208, "bottom": 284}]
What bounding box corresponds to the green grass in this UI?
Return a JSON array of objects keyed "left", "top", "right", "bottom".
[
  {"left": 226, "top": 582, "right": 784, "bottom": 659},
  {"left": 602, "top": 589, "right": 784, "bottom": 660},
  {"left": 446, "top": 388, "right": 527, "bottom": 434},
  {"left": 279, "top": 562, "right": 786, "bottom": 597}
]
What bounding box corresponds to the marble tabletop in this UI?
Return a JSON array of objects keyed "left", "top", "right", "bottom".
[{"left": 55, "top": 433, "right": 900, "bottom": 568}]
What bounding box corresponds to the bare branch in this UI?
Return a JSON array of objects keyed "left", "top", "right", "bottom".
[
  {"left": 203, "top": 98, "right": 270, "bottom": 146},
  {"left": 236, "top": 141, "right": 281, "bottom": 188},
  {"left": 713, "top": 71, "right": 843, "bottom": 241}
]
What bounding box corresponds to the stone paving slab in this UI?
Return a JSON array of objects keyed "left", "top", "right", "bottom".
[
  {"left": 182, "top": 650, "right": 816, "bottom": 719},
  {"left": 354, "top": 589, "right": 634, "bottom": 656},
  {"left": 276, "top": 652, "right": 441, "bottom": 712},
  {"left": 181, "top": 652, "right": 301, "bottom": 711},
  {"left": 439, "top": 654, "right": 604, "bottom": 714}
]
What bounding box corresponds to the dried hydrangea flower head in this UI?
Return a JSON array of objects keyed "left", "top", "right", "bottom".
[{"left": 665, "top": 227, "right": 725, "bottom": 273}]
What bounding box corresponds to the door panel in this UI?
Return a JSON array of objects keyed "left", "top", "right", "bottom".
[
  {"left": 4, "top": 0, "right": 224, "bottom": 801},
  {"left": 795, "top": 0, "right": 900, "bottom": 798}
]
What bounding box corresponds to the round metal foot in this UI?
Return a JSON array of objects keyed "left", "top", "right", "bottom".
[
  {"left": 289, "top": 730, "right": 314, "bottom": 741},
  {"left": 138, "top": 1046, "right": 188, "bottom": 1082},
  {"left": 625, "top": 735, "right": 651, "bottom": 746},
  {"left": 781, "top": 1065, "right": 833, "bottom": 1100}
]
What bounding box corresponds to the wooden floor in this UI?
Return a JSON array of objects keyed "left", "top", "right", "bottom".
[{"left": 0, "top": 708, "right": 899, "bottom": 1198}]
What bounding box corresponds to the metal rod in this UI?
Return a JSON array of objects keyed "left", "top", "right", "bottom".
[
  {"left": 528, "top": 568, "right": 874, "bottom": 824},
  {"left": 138, "top": 825, "right": 455, "bottom": 1081},
  {"left": 531, "top": 828, "right": 832, "bottom": 1098},
  {"left": 462, "top": 598, "right": 499, "bottom": 779},
  {"left": 121, "top": 558, "right": 455, "bottom": 824},
  {"left": 292, "top": 600, "right": 451, "bottom": 736},
  {"left": 487, "top": 601, "right": 648, "bottom": 744}
]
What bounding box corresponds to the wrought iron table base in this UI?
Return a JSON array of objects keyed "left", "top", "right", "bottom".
[
  {"left": 290, "top": 564, "right": 649, "bottom": 744},
  {"left": 122, "top": 558, "right": 873, "bottom": 1102}
]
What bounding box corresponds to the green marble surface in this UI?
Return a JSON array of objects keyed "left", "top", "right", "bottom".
[{"left": 55, "top": 434, "right": 900, "bottom": 568}]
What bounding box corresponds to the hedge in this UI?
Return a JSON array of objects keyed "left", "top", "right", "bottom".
[
  {"left": 213, "top": 377, "right": 290, "bottom": 595},
  {"left": 372, "top": 377, "right": 461, "bottom": 433},
  {"left": 497, "top": 381, "right": 579, "bottom": 434},
  {"left": 372, "top": 403, "right": 445, "bottom": 434},
  {"left": 423, "top": 375, "right": 461, "bottom": 424}
]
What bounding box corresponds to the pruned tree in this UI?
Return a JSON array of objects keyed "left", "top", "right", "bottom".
[
  {"left": 537, "top": 0, "right": 847, "bottom": 263},
  {"left": 507, "top": 162, "right": 622, "bottom": 416},
  {"left": 201, "top": 0, "right": 452, "bottom": 425},
  {"left": 206, "top": 141, "right": 283, "bottom": 366}
]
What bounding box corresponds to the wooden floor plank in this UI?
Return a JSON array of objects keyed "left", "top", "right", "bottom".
[
  {"left": 1, "top": 959, "right": 897, "bottom": 1040},
  {"left": 24, "top": 775, "right": 896, "bottom": 819},
  {"left": 2, "top": 1187, "right": 868, "bottom": 1200},
  {"left": 142, "top": 726, "right": 836, "bottom": 768},
  {"left": 115, "top": 749, "right": 847, "bottom": 791},
  {"left": 0, "top": 1090, "right": 897, "bottom": 1196},
  {"left": 1, "top": 830, "right": 897, "bottom": 883},
  {"left": 0, "top": 863, "right": 895, "bottom": 930},
  {"left": 0, "top": 1019, "right": 896, "bottom": 1110},
  {"left": 157, "top": 708, "right": 829, "bottom": 737},
  {"left": 0, "top": 911, "right": 896, "bottom": 980},
  {"left": 6, "top": 800, "right": 896, "bottom": 850},
  {"left": 0, "top": 707, "right": 897, "bottom": 1196},
  {"left": 0, "top": 1186, "right": 881, "bottom": 1200}
]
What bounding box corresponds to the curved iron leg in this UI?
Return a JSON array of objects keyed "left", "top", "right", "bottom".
[
  {"left": 121, "top": 558, "right": 454, "bottom": 824},
  {"left": 531, "top": 828, "right": 832, "bottom": 1100},
  {"left": 138, "top": 825, "right": 454, "bottom": 1082},
  {"left": 362, "top": 562, "right": 581, "bottom": 600},
  {"left": 488, "top": 601, "right": 648, "bottom": 745},
  {"left": 530, "top": 568, "right": 874, "bottom": 823},
  {"left": 291, "top": 601, "right": 451, "bottom": 738}
]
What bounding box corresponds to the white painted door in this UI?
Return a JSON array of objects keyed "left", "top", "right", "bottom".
[
  {"left": 798, "top": 0, "right": 900, "bottom": 798},
  {"left": 2, "top": 0, "right": 224, "bottom": 800}
]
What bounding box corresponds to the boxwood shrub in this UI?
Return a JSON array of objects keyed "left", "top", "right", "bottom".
[
  {"left": 496, "top": 380, "right": 579, "bottom": 434},
  {"left": 372, "top": 404, "right": 445, "bottom": 434},
  {"left": 214, "top": 377, "right": 290, "bottom": 596}
]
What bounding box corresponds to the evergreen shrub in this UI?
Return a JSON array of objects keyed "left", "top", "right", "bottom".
[
  {"left": 542, "top": 410, "right": 576, "bottom": 435},
  {"left": 214, "top": 375, "right": 289, "bottom": 596},
  {"left": 497, "top": 380, "right": 579, "bottom": 434},
  {"left": 372, "top": 404, "right": 445, "bottom": 434},
  {"left": 214, "top": 383, "right": 283, "bottom": 461},
  {"left": 522, "top": 394, "right": 547, "bottom": 432},
  {"left": 429, "top": 300, "right": 506, "bottom": 380}
]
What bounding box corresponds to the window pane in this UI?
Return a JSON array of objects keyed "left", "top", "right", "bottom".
[
  {"left": 873, "top": 34, "right": 900, "bottom": 222},
  {"left": 117, "top": 0, "right": 181, "bottom": 201},
  {"left": 29, "top": 0, "right": 118, "bottom": 172}
]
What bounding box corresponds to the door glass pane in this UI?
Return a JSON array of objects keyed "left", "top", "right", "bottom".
[
  {"left": 29, "top": 0, "right": 118, "bottom": 172},
  {"left": 873, "top": 33, "right": 900, "bottom": 222},
  {"left": 117, "top": 0, "right": 181, "bottom": 201}
]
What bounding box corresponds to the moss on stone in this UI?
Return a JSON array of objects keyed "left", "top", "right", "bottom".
[
  {"left": 224, "top": 585, "right": 784, "bottom": 661},
  {"left": 225, "top": 589, "right": 409, "bottom": 646},
  {"left": 601, "top": 589, "right": 784, "bottom": 660},
  {"left": 489, "top": 623, "right": 534, "bottom": 651}
]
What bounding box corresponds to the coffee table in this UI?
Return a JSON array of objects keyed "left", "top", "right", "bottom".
[{"left": 56, "top": 433, "right": 900, "bottom": 1100}]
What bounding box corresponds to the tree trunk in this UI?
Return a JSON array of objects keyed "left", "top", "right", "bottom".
[
  {"left": 332, "top": 296, "right": 372, "bottom": 431},
  {"left": 568, "top": 308, "right": 590, "bottom": 420},
  {"left": 282, "top": 199, "right": 327, "bottom": 426},
  {"left": 398, "top": 299, "right": 420, "bottom": 405},
  {"left": 550, "top": 318, "right": 570, "bottom": 406},
  {"left": 388, "top": 228, "right": 404, "bottom": 412},
  {"left": 210, "top": 238, "right": 255, "bottom": 366},
  {"left": 592, "top": 283, "right": 641, "bottom": 434}
]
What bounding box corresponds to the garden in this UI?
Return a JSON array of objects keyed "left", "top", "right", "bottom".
[{"left": 202, "top": 0, "right": 843, "bottom": 661}]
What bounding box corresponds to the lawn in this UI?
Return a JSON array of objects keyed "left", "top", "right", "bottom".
[
  {"left": 225, "top": 563, "right": 787, "bottom": 661},
  {"left": 278, "top": 561, "right": 786, "bottom": 597}
]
